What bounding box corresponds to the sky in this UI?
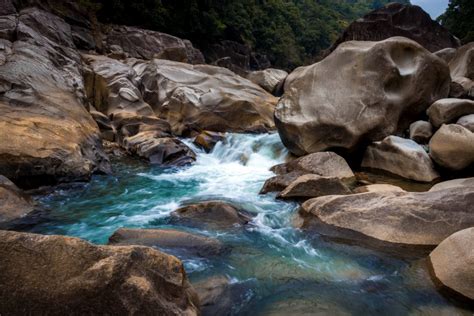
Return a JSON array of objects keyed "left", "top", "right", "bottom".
[{"left": 410, "top": 0, "right": 450, "bottom": 19}]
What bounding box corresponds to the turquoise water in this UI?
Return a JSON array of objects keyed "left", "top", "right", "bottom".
[{"left": 30, "top": 133, "right": 471, "bottom": 315}]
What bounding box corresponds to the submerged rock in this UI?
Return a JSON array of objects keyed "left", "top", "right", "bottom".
[
  {"left": 275, "top": 37, "right": 450, "bottom": 155},
  {"left": 427, "top": 98, "right": 474, "bottom": 128},
  {"left": 277, "top": 175, "right": 351, "bottom": 200},
  {"left": 326, "top": 3, "right": 459, "bottom": 55},
  {"left": 170, "top": 201, "right": 251, "bottom": 230},
  {"left": 429, "top": 227, "right": 474, "bottom": 301},
  {"left": 409, "top": 121, "right": 433, "bottom": 144},
  {"left": 109, "top": 228, "right": 228, "bottom": 258},
  {"left": 0, "top": 230, "right": 199, "bottom": 315},
  {"left": 0, "top": 176, "right": 35, "bottom": 227},
  {"left": 429, "top": 124, "right": 474, "bottom": 170},
  {"left": 247, "top": 68, "right": 288, "bottom": 95},
  {"left": 361, "top": 136, "right": 439, "bottom": 182},
  {"left": 299, "top": 188, "right": 474, "bottom": 247}
]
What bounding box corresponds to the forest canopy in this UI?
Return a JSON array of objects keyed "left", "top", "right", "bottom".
[{"left": 437, "top": 0, "right": 474, "bottom": 43}]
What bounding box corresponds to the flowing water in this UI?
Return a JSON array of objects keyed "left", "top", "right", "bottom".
[{"left": 30, "top": 133, "right": 471, "bottom": 315}]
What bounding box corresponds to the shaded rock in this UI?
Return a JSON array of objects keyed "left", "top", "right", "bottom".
[
  {"left": 275, "top": 37, "right": 450, "bottom": 155},
  {"left": 0, "top": 230, "right": 199, "bottom": 315},
  {"left": 0, "top": 8, "right": 109, "bottom": 188},
  {"left": 429, "top": 124, "right": 474, "bottom": 170},
  {"left": 260, "top": 171, "right": 304, "bottom": 194},
  {"left": 170, "top": 201, "right": 252, "bottom": 230},
  {"left": 429, "top": 178, "right": 474, "bottom": 192},
  {"left": 135, "top": 59, "right": 278, "bottom": 135},
  {"left": 193, "top": 131, "right": 225, "bottom": 153},
  {"left": 434, "top": 47, "right": 458, "bottom": 64},
  {"left": 449, "top": 43, "right": 474, "bottom": 99},
  {"left": 361, "top": 136, "right": 439, "bottom": 182},
  {"left": 102, "top": 25, "right": 204, "bottom": 64},
  {"left": 429, "top": 227, "right": 474, "bottom": 301},
  {"left": 409, "top": 120, "right": 433, "bottom": 144},
  {"left": 271, "top": 152, "right": 354, "bottom": 180},
  {"left": 448, "top": 81, "right": 471, "bottom": 99},
  {"left": 353, "top": 184, "right": 405, "bottom": 194},
  {"left": 427, "top": 98, "right": 474, "bottom": 128},
  {"left": 109, "top": 228, "right": 228, "bottom": 258},
  {"left": 457, "top": 114, "right": 474, "bottom": 132},
  {"left": 299, "top": 187, "right": 474, "bottom": 246},
  {"left": 0, "top": 175, "right": 35, "bottom": 227},
  {"left": 247, "top": 68, "right": 288, "bottom": 95},
  {"left": 123, "top": 132, "right": 196, "bottom": 166},
  {"left": 90, "top": 110, "right": 115, "bottom": 141},
  {"left": 277, "top": 175, "right": 351, "bottom": 200},
  {"left": 326, "top": 3, "right": 459, "bottom": 55}
]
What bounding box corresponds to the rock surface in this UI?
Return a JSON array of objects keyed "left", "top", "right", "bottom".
[
  {"left": 353, "top": 184, "right": 405, "bottom": 194},
  {"left": 260, "top": 171, "right": 305, "bottom": 194},
  {"left": 193, "top": 131, "right": 225, "bottom": 153},
  {"left": 429, "top": 124, "right": 474, "bottom": 170},
  {"left": 277, "top": 175, "right": 351, "bottom": 200},
  {"left": 427, "top": 98, "right": 474, "bottom": 128},
  {"left": 247, "top": 68, "right": 288, "bottom": 95},
  {"left": 456, "top": 114, "right": 474, "bottom": 132},
  {"left": 429, "top": 228, "right": 474, "bottom": 301},
  {"left": 429, "top": 177, "right": 474, "bottom": 192},
  {"left": 109, "top": 228, "right": 228, "bottom": 258},
  {"left": 0, "top": 176, "right": 35, "bottom": 226},
  {"left": 0, "top": 8, "right": 109, "bottom": 187},
  {"left": 449, "top": 43, "right": 474, "bottom": 99},
  {"left": 275, "top": 37, "right": 450, "bottom": 155},
  {"left": 299, "top": 187, "right": 474, "bottom": 246},
  {"left": 361, "top": 136, "right": 439, "bottom": 182},
  {"left": 327, "top": 3, "right": 459, "bottom": 55},
  {"left": 0, "top": 230, "right": 199, "bottom": 315},
  {"left": 409, "top": 121, "right": 433, "bottom": 144},
  {"left": 170, "top": 201, "right": 251, "bottom": 230}
]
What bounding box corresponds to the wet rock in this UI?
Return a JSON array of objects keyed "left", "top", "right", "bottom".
[
  {"left": 427, "top": 98, "right": 474, "bottom": 128},
  {"left": 429, "top": 227, "right": 474, "bottom": 301},
  {"left": 429, "top": 177, "right": 474, "bottom": 192},
  {"left": 123, "top": 132, "right": 196, "bottom": 166},
  {"left": 275, "top": 37, "right": 450, "bottom": 155},
  {"left": 277, "top": 175, "right": 351, "bottom": 200},
  {"left": 0, "top": 176, "right": 35, "bottom": 227},
  {"left": 299, "top": 187, "right": 474, "bottom": 246},
  {"left": 247, "top": 68, "right": 288, "bottom": 95},
  {"left": 170, "top": 201, "right": 252, "bottom": 230},
  {"left": 102, "top": 25, "right": 204, "bottom": 64},
  {"left": 429, "top": 124, "right": 474, "bottom": 170},
  {"left": 260, "top": 171, "right": 305, "bottom": 194},
  {"left": 456, "top": 114, "right": 474, "bottom": 132},
  {"left": 409, "top": 121, "right": 433, "bottom": 144},
  {"left": 361, "top": 136, "right": 439, "bottom": 182},
  {"left": 271, "top": 152, "right": 354, "bottom": 180},
  {"left": 0, "top": 230, "right": 199, "bottom": 315},
  {"left": 0, "top": 8, "right": 109, "bottom": 188},
  {"left": 109, "top": 228, "right": 228, "bottom": 258},
  {"left": 353, "top": 184, "right": 405, "bottom": 194},
  {"left": 449, "top": 43, "right": 474, "bottom": 99},
  {"left": 326, "top": 3, "right": 459, "bottom": 55},
  {"left": 193, "top": 131, "right": 225, "bottom": 153}
]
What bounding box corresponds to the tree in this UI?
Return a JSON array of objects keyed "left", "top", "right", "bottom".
[{"left": 438, "top": 0, "right": 474, "bottom": 43}]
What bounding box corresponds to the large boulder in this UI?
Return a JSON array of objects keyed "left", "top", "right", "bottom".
[
  {"left": 275, "top": 37, "right": 450, "bottom": 155},
  {"left": 170, "top": 201, "right": 251, "bottom": 230},
  {"left": 0, "top": 176, "right": 35, "bottom": 227},
  {"left": 457, "top": 114, "right": 474, "bottom": 132},
  {"left": 429, "top": 124, "right": 474, "bottom": 170},
  {"left": 299, "top": 187, "right": 474, "bottom": 246},
  {"left": 326, "top": 3, "right": 460, "bottom": 55},
  {"left": 246, "top": 68, "right": 288, "bottom": 95},
  {"left": 409, "top": 120, "right": 433, "bottom": 144},
  {"left": 429, "top": 228, "right": 474, "bottom": 301},
  {"left": 193, "top": 131, "right": 225, "bottom": 153},
  {"left": 449, "top": 43, "right": 474, "bottom": 99},
  {"left": 277, "top": 174, "right": 351, "bottom": 200},
  {"left": 0, "top": 8, "right": 109, "bottom": 188},
  {"left": 429, "top": 177, "right": 474, "bottom": 192},
  {"left": 361, "top": 136, "right": 439, "bottom": 182},
  {"left": 0, "top": 230, "right": 199, "bottom": 315},
  {"left": 109, "top": 228, "right": 228, "bottom": 258},
  {"left": 427, "top": 98, "right": 474, "bottom": 128},
  {"left": 102, "top": 25, "right": 204, "bottom": 64}
]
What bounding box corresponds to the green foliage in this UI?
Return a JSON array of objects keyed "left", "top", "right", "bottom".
[
  {"left": 93, "top": 0, "right": 409, "bottom": 69},
  {"left": 438, "top": 0, "right": 474, "bottom": 43}
]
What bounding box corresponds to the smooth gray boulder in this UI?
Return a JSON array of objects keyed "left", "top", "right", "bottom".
[
  {"left": 275, "top": 37, "right": 450, "bottom": 155},
  {"left": 299, "top": 187, "right": 474, "bottom": 246},
  {"left": 409, "top": 120, "right": 433, "bottom": 143},
  {"left": 362, "top": 136, "right": 439, "bottom": 182},
  {"left": 449, "top": 43, "right": 474, "bottom": 99},
  {"left": 429, "top": 124, "right": 474, "bottom": 170},
  {"left": 429, "top": 227, "right": 474, "bottom": 301},
  {"left": 277, "top": 174, "right": 351, "bottom": 200},
  {"left": 456, "top": 114, "right": 474, "bottom": 132},
  {"left": 427, "top": 98, "right": 474, "bottom": 128},
  {"left": 434, "top": 47, "right": 457, "bottom": 64},
  {"left": 429, "top": 177, "right": 474, "bottom": 192},
  {"left": 247, "top": 68, "right": 288, "bottom": 95}
]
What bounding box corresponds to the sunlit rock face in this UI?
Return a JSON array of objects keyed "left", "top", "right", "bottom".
[
  {"left": 0, "top": 8, "right": 109, "bottom": 188},
  {"left": 275, "top": 37, "right": 450, "bottom": 156}
]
